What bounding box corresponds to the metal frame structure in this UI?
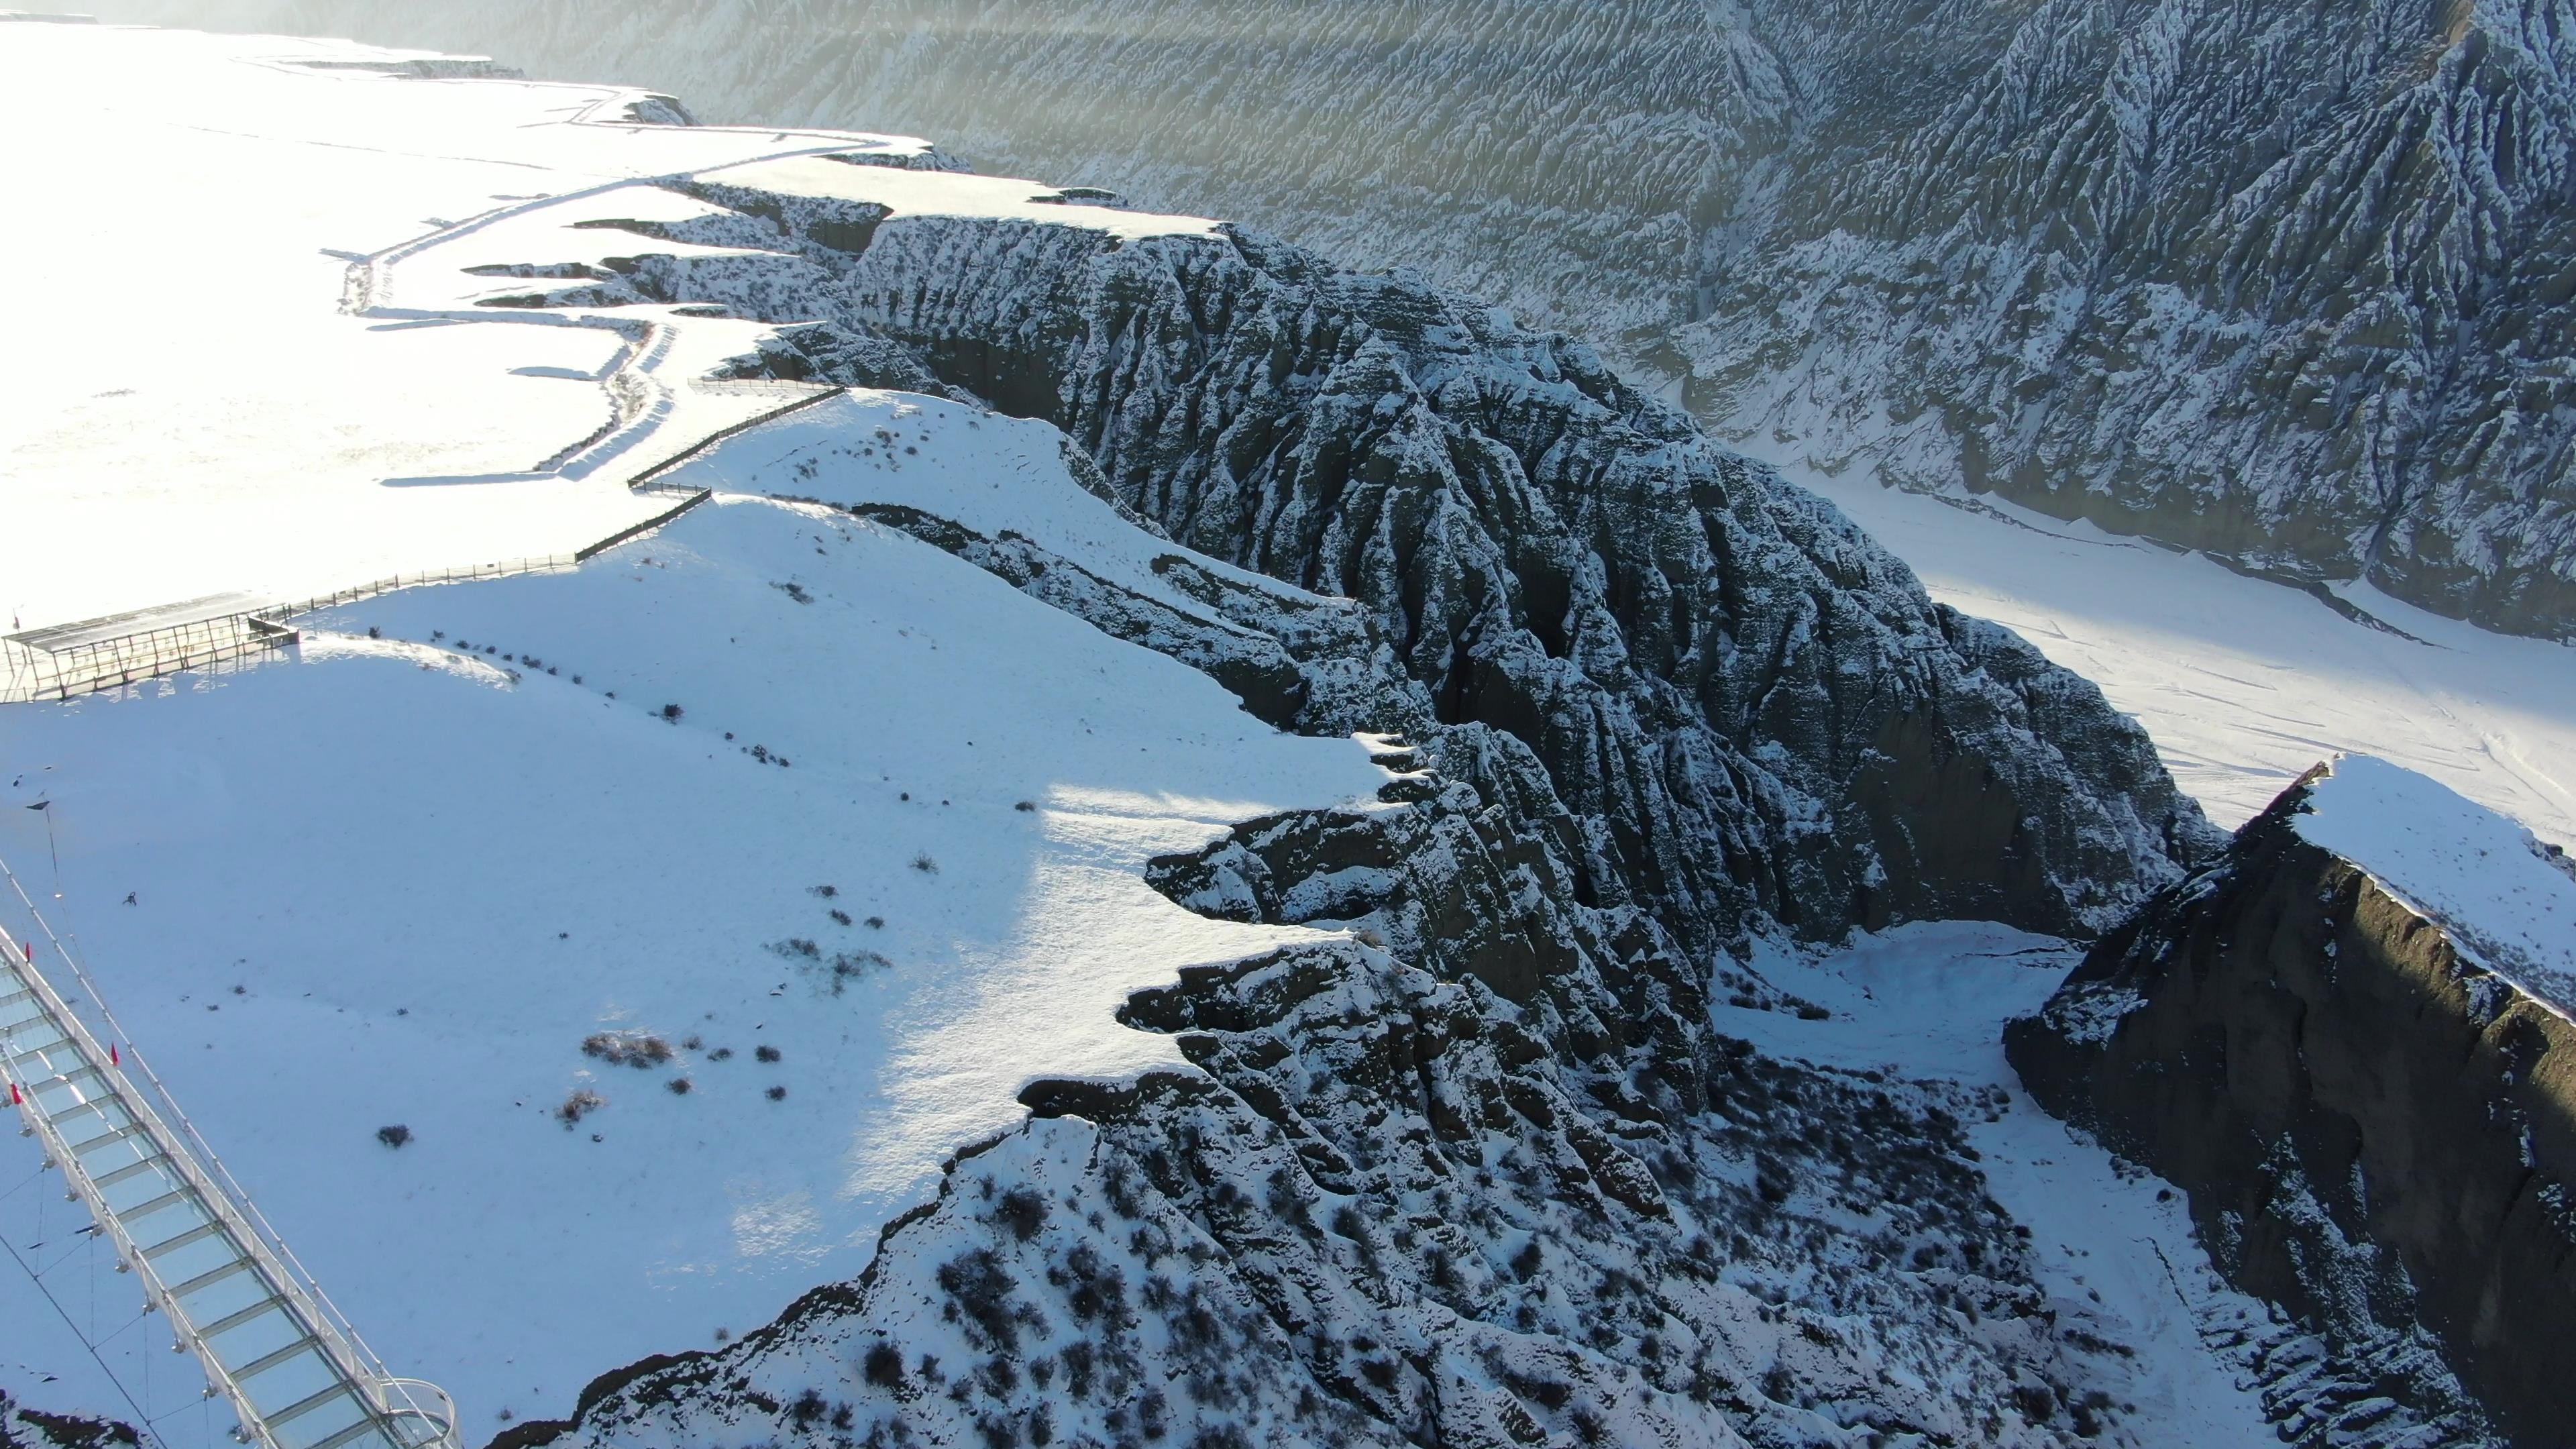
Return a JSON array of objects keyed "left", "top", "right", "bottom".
[
  {"left": 0, "top": 873, "right": 457, "bottom": 1449},
  {"left": 0, "top": 558, "right": 580, "bottom": 704},
  {"left": 2, "top": 487, "right": 716, "bottom": 708}
]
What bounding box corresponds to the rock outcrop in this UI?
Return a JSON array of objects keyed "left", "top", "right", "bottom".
[
  {"left": 2009, "top": 764, "right": 2575, "bottom": 1446},
  {"left": 564, "top": 186, "right": 2219, "bottom": 949},
  {"left": 531, "top": 737, "right": 2179, "bottom": 1449},
  {"left": 0, "top": 1394, "right": 131, "bottom": 1449},
  {"left": 396, "top": 136, "right": 2262, "bottom": 1448}
]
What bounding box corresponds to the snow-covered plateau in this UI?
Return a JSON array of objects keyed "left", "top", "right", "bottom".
[{"left": 0, "top": 18, "right": 2557, "bottom": 1449}]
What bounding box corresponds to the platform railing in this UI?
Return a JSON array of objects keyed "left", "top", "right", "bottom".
[{"left": 0, "top": 555, "right": 582, "bottom": 704}]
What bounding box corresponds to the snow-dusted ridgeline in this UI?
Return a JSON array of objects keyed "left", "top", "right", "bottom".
[
  {"left": 80, "top": 0, "right": 2576, "bottom": 642},
  {"left": 2010, "top": 758, "right": 2576, "bottom": 1446}
]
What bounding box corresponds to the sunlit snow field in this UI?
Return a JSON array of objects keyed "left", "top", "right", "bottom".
[
  {"left": 0, "top": 22, "right": 873, "bottom": 629},
  {"left": 0, "top": 22, "right": 1216, "bottom": 635},
  {"left": 0, "top": 21, "right": 1373, "bottom": 1438},
  {"left": 0, "top": 426, "right": 1388, "bottom": 1432}
]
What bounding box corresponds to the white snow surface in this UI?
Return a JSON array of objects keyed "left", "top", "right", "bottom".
[
  {"left": 1783, "top": 466, "right": 2576, "bottom": 853},
  {"left": 0, "top": 415, "right": 1387, "bottom": 1433},
  {"left": 2294, "top": 754, "right": 2576, "bottom": 1018},
  {"left": 0, "top": 21, "right": 1299, "bottom": 1437},
  {"left": 1723, "top": 923, "right": 2282, "bottom": 1449},
  {"left": 0, "top": 22, "right": 1216, "bottom": 635}
]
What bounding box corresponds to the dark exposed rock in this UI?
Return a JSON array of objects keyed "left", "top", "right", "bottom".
[
  {"left": 301, "top": 116, "right": 2246, "bottom": 1449},
  {"left": 553, "top": 738, "right": 2155, "bottom": 1449},
  {"left": 0, "top": 1394, "right": 135, "bottom": 1449},
  {"left": 2009, "top": 766, "right": 2563, "bottom": 1446},
  {"left": 596, "top": 182, "right": 2216, "bottom": 947}
]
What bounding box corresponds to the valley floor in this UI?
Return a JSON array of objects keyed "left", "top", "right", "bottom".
[
  {"left": 1784, "top": 465, "right": 2576, "bottom": 851},
  {"left": 1725, "top": 924, "right": 2284, "bottom": 1448}
]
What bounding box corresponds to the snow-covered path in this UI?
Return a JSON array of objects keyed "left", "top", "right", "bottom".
[{"left": 0, "top": 23, "right": 928, "bottom": 636}]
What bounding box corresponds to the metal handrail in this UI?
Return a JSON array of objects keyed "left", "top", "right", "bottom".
[
  {"left": 0, "top": 859, "right": 458, "bottom": 1449},
  {"left": 2, "top": 555, "right": 583, "bottom": 704}
]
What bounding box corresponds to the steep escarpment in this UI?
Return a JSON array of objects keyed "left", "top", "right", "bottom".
[
  {"left": 535, "top": 735, "right": 2176, "bottom": 1449},
  {"left": 580, "top": 182, "right": 2216, "bottom": 947},
  {"left": 394, "top": 156, "right": 2270, "bottom": 1444},
  {"left": 2008, "top": 764, "right": 2576, "bottom": 1445},
  {"left": 91, "top": 0, "right": 2576, "bottom": 637},
  {"left": 1685, "top": 0, "right": 2576, "bottom": 642}
]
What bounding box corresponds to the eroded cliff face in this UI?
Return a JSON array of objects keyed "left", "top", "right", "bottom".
[
  {"left": 564, "top": 188, "right": 2217, "bottom": 948},
  {"left": 1686, "top": 0, "right": 2576, "bottom": 643},
  {"left": 390, "top": 162, "right": 2268, "bottom": 1446},
  {"left": 2009, "top": 767, "right": 2575, "bottom": 1446},
  {"left": 86, "top": 0, "right": 2576, "bottom": 636}
]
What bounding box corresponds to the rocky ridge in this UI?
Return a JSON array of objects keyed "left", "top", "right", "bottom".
[
  {"left": 88, "top": 0, "right": 2576, "bottom": 637},
  {"left": 387, "top": 160, "right": 2536, "bottom": 1448},
  {"left": 2008, "top": 763, "right": 2573, "bottom": 1447},
  {"left": 527, "top": 739, "right": 2174, "bottom": 1449},
  {"left": 543, "top": 182, "right": 2218, "bottom": 950},
  {"left": 1684, "top": 0, "right": 2576, "bottom": 642}
]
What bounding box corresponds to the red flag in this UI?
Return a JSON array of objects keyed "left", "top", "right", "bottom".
[
  {"left": 8, "top": 1082, "right": 19, "bottom": 1107},
  {"left": 110, "top": 1043, "right": 119, "bottom": 1067}
]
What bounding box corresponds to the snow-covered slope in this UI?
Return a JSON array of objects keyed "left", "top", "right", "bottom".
[
  {"left": 1687, "top": 0, "right": 2576, "bottom": 643},
  {"left": 2292, "top": 754, "right": 2576, "bottom": 1017},
  {"left": 0, "top": 427, "right": 1389, "bottom": 1432},
  {"left": 77, "top": 0, "right": 2576, "bottom": 640},
  {"left": 1794, "top": 467, "right": 2576, "bottom": 853},
  {"left": 0, "top": 22, "right": 964, "bottom": 631}
]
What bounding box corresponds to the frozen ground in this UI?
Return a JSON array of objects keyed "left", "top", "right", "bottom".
[
  {"left": 1784, "top": 467, "right": 2576, "bottom": 851},
  {"left": 0, "top": 22, "right": 1350, "bottom": 1440},
  {"left": 2295, "top": 753, "right": 2576, "bottom": 1018},
  {"left": 1723, "top": 923, "right": 2282, "bottom": 1449},
  {"left": 0, "top": 401, "right": 1387, "bottom": 1438}
]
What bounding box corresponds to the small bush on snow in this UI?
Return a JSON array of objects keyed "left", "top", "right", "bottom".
[
  {"left": 555, "top": 1089, "right": 606, "bottom": 1127},
  {"left": 582, "top": 1031, "right": 674, "bottom": 1068},
  {"left": 375, "top": 1124, "right": 411, "bottom": 1148}
]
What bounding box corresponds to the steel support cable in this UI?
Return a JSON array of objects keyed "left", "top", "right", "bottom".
[{"left": 0, "top": 1213, "right": 168, "bottom": 1449}]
